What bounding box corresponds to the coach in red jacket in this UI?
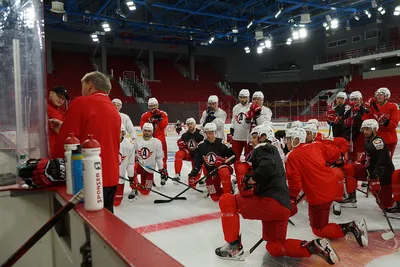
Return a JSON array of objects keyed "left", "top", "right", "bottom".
[
  {"left": 48, "top": 86, "right": 68, "bottom": 157},
  {"left": 53, "top": 71, "right": 121, "bottom": 213}
]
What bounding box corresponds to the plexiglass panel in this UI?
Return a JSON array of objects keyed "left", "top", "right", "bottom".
[{"left": 0, "top": 0, "right": 47, "bottom": 177}]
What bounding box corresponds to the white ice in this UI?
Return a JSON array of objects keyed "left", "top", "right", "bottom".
[{"left": 115, "top": 136, "right": 400, "bottom": 267}]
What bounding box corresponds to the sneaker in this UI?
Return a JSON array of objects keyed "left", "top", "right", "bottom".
[
  {"left": 338, "top": 192, "right": 357, "bottom": 208},
  {"left": 340, "top": 219, "right": 368, "bottom": 247},
  {"left": 173, "top": 174, "right": 181, "bottom": 185},
  {"left": 303, "top": 238, "right": 340, "bottom": 265},
  {"left": 128, "top": 189, "right": 138, "bottom": 200},
  {"left": 215, "top": 237, "right": 244, "bottom": 261},
  {"left": 385, "top": 202, "right": 400, "bottom": 213}
]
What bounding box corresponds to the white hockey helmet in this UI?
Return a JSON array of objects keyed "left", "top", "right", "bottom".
[
  {"left": 375, "top": 87, "right": 391, "bottom": 99},
  {"left": 291, "top": 127, "right": 307, "bottom": 147},
  {"left": 120, "top": 124, "right": 126, "bottom": 134},
  {"left": 253, "top": 91, "right": 264, "bottom": 99},
  {"left": 336, "top": 92, "right": 348, "bottom": 100},
  {"left": 349, "top": 91, "right": 362, "bottom": 100},
  {"left": 250, "top": 125, "right": 264, "bottom": 136},
  {"left": 307, "top": 119, "right": 319, "bottom": 129},
  {"left": 239, "top": 89, "right": 250, "bottom": 97},
  {"left": 208, "top": 95, "right": 219, "bottom": 103},
  {"left": 142, "top": 122, "right": 154, "bottom": 132},
  {"left": 361, "top": 119, "right": 379, "bottom": 132},
  {"left": 186, "top": 117, "right": 196, "bottom": 125},
  {"left": 285, "top": 128, "right": 295, "bottom": 138},
  {"left": 257, "top": 125, "right": 275, "bottom": 142},
  {"left": 148, "top": 97, "right": 159, "bottom": 107},
  {"left": 303, "top": 123, "right": 318, "bottom": 133},
  {"left": 204, "top": 122, "right": 217, "bottom": 132},
  {"left": 112, "top": 98, "right": 122, "bottom": 106},
  {"left": 290, "top": 120, "right": 303, "bottom": 129}
]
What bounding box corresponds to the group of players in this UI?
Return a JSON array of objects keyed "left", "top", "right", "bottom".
[{"left": 113, "top": 86, "right": 400, "bottom": 265}]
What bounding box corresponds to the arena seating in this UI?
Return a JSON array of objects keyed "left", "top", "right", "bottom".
[
  {"left": 346, "top": 75, "right": 400, "bottom": 102},
  {"left": 107, "top": 56, "right": 138, "bottom": 102}
]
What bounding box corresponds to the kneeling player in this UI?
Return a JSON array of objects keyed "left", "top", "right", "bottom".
[
  {"left": 188, "top": 122, "right": 235, "bottom": 201},
  {"left": 343, "top": 119, "right": 400, "bottom": 212},
  {"left": 129, "top": 123, "right": 167, "bottom": 199},
  {"left": 114, "top": 125, "right": 136, "bottom": 206},
  {"left": 215, "top": 125, "right": 340, "bottom": 264},
  {"left": 286, "top": 128, "right": 368, "bottom": 247},
  {"left": 174, "top": 118, "right": 204, "bottom": 187}
]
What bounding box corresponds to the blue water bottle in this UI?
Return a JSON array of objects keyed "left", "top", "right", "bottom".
[{"left": 71, "top": 144, "right": 84, "bottom": 200}]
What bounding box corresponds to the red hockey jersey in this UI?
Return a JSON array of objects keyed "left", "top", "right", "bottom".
[
  {"left": 140, "top": 110, "right": 168, "bottom": 141},
  {"left": 47, "top": 101, "right": 64, "bottom": 157},
  {"left": 53, "top": 92, "right": 121, "bottom": 187}
]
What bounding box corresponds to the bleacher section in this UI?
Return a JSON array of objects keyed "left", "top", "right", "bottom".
[{"left": 107, "top": 56, "right": 137, "bottom": 102}]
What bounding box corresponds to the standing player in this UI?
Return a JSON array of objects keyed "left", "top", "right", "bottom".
[
  {"left": 112, "top": 98, "right": 137, "bottom": 141},
  {"left": 229, "top": 89, "right": 251, "bottom": 162},
  {"left": 189, "top": 123, "right": 235, "bottom": 201},
  {"left": 140, "top": 97, "right": 169, "bottom": 170},
  {"left": 241, "top": 91, "right": 272, "bottom": 135},
  {"left": 363, "top": 88, "right": 399, "bottom": 157},
  {"left": 175, "top": 120, "right": 183, "bottom": 135},
  {"left": 174, "top": 118, "right": 204, "bottom": 186},
  {"left": 129, "top": 123, "right": 166, "bottom": 198},
  {"left": 286, "top": 128, "right": 368, "bottom": 246},
  {"left": 200, "top": 95, "right": 227, "bottom": 140},
  {"left": 326, "top": 92, "right": 348, "bottom": 138},
  {"left": 114, "top": 125, "right": 136, "bottom": 206},
  {"left": 343, "top": 119, "right": 400, "bottom": 211},
  {"left": 215, "top": 126, "right": 340, "bottom": 264}
]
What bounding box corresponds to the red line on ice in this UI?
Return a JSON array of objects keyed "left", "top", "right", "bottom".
[{"left": 133, "top": 212, "right": 221, "bottom": 234}]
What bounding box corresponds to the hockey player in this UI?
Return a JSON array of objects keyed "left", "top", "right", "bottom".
[
  {"left": 175, "top": 120, "right": 183, "bottom": 135},
  {"left": 140, "top": 97, "right": 169, "bottom": 169},
  {"left": 114, "top": 125, "right": 136, "bottom": 206},
  {"left": 307, "top": 119, "right": 323, "bottom": 140},
  {"left": 229, "top": 89, "right": 251, "bottom": 161},
  {"left": 326, "top": 92, "right": 348, "bottom": 138},
  {"left": 215, "top": 126, "right": 340, "bottom": 264},
  {"left": 112, "top": 98, "right": 137, "bottom": 141},
  {"left": 174, "top": 118, "right": 204, "bottom": 186},
  {"left": 129, "top": 123, "right": 167, "bottom": 198},
  {"left": 342, "top": 91, "right": 366, "bottom": 162},
  {"left": 286, "top": 128, "right": 368, "bottom": 246},
  {"left": 48, "top": 86, "right": 68, "bottom": 157},
  {"left": 363, "top": 88, "right": 399, "bottom": 157},
  {"left": 200, "top": 95, "right": 227, "bottom": 140},
  {"left": 343, "top": 119, "right": 400, "bottom": 211},
  {"left": 241, "top": 91, "right": 272, "bottom": 134},
  {"left": 189, "top": 122, "right": 235, "bottom": 201}
]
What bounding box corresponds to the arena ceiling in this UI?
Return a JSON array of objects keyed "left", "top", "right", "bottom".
[{"left": 44, "top": 0, "right": 400, "bottom": 47}]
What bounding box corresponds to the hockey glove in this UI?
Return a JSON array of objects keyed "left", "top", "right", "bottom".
[
  {"left": 290, "top": 197, "right": 298, "bottom": 217},
  {"left": 376, "top": 113, "right": 389, "bottom": 126},
  {"left": 159, "top": 168, "right": 168, "bottom": 181},
  {"left": 326, "top": 110, "right": 336, "bottom": 123},
  {"left": 188, "top": 168, "right": 199, "bottom": 178},
  {"left": 350, "top": 102, "right": 360, "bottom": 113},
  {"left": 249, "top": 103, "right": 262, "bottom": 118},
  {"left": 239, "top": 173, "right": 256, "bottom": 197},
  {"left": 151, "top": 108, "right": 160, "bottom": 115},
  {"left": 344, "top": 116, "right": 354, "bottom": 128},
  {"left": 244, "top": 110, "right": 254, "bottom": 123},
  {"left": 177, "top": 139, "right": 187, "bottom": 150},
  {"left": 368, "top": 178, "right": 381, "bottom": 196},
  {"left": 364, "top": 97, "right": 378, "bottom": 113},
  {"left": 18, "top": 158, "right": 66, "bottom": 188}
]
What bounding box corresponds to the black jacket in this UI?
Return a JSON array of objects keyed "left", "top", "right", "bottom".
[
  {"left": 343, "top": 105, "right": 366, "bottom": 143},
  {"left": 329, "top": 104, "right": 347, "bottom": 138},
  {"left": 251, "top": 142, "right": 291, "bottom": 210},
  {"left": 365, "top": 135, "right": 394, "bottom": 185}
]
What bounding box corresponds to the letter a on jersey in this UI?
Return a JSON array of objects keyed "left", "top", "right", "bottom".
[
  {"left": 203, "top": 152, "right": 218, "bottom": 166},
  {"left": 187, "top": 139, "right": 198, "bottom": 151},
  {"left": 138, "top": 147, "right": 153, "bottom": 159},
  {"left": 235, "top": 112, "right": 245, "bottom": 124}
]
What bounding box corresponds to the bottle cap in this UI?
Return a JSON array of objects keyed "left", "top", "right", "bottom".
[
  {"left": 82, "top": 134, "right": 100, "bottom": 149},
  {"left": 65, "top": 133, "right": 80, "bottom": 145}
]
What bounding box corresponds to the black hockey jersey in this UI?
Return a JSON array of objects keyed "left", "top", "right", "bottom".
[
  {"left": 365, "top": 135, "right": 394, "bottom": 185},
  {"left": 194, "top": 138, "right": 235, "bottom": 172},
  {"left": 251, "top": 142, "right": 291, "bottom": 210},
  {"left": 329, "top": 104, "right": 347, "bottom": 138},
  {"left": 343, "top": 105, "right": 366, "bottom": 142},
  {"left": 179, "top": 129, "right": 204, "bottom": 156}
]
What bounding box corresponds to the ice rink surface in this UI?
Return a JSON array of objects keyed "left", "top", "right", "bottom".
[{"left": 115, "top": 136, "right": 400, "bottom": 267}]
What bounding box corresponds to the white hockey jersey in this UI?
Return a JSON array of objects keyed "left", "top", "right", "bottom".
[
  {"left": 118, "top": 137, "right": 136, "bottom": 184},
  {"left": 120, "top": 112, "right": 137, "bottom": 140},
  {"left": 231, "top": 103, "right": 250, "bottom": 141},
  {"left": 134, "top": 137, "right": 163, "bottom": 173},
  {"left": 270, "top": 139, "right": 285, "bottom": 166},
  {"left": 200, "top": 108, "right": 227, "bottom": 140},
  {"left": 242, "top": 106, "right": 273, "bottom": 133}
]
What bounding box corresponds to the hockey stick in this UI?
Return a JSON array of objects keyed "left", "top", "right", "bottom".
[
  {"left": 140, "top": 163, "right": 205, "bottom": 194},
  {"left": 386, "top": 216, "right": 400, "bottom": 221},
  {"left": 119, "top": 176, "right": 186, "bottom": 201},
  {"left": 376, "top": 194, "right": 396, "bottom": 240},
  {"left": 288, "top": 193, "right": 307, "bottom": 227},
  {"left": 2, "top": 190, "right": 85, "bottom": 267},
  {"left": 154, "top": 155, "right": 235, "bottom": 204},
  {"left": 243, "top": 238, "right": 264, "bottom": 257},
  {"left": 356, "top": 188, "right": 367, "bottom": 195}
]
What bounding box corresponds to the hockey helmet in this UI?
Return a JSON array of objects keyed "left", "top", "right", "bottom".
[
  {"left": 120, "top": 124, "right": 126, "bottom": 135},
  {"left": 375, "top": 87, "right": 391, "bottom": 99},
  {"left": 290, "top": 120, "right": 303, "bottom": 129},
  {"left": 257, "top": 125, "right": 275, "bottom": 142},
  {"left": 290, "top": 127, "right": 307, "bottom": 147},
  {"left": 239, "top": 89, "right": 250, "bottom": 97},
  {"left": 142, "top": 122, "right": 154, "bottom": 132},
  {"left": 112, "top": 98, "right": 122, "bottom": 106},
  {"left": 307, "top": 119, "right": 319, "bottom": 129},
  {"left": 252, "top": 91, "right": 264, "bottom": 100},
  {"left": 361, "top": 119, "right": 379, "bottom": 132},
  {"left": 208, "top": 95, "right": 219, "bottom": 103},
  {"left": 349, "top": 91, "right": 362, "bottom": 100},
  {"left": 148, "top": 97, "right": 159, "bottom": 107},
  {"left": 186, "top": 117, "right": 196, "bottom": 125},
  {"left": 204, "top": 122, "right": 217, "bottom": 132},
  {"left": 303, "top": 123, "right": 318, "bottom": 133},
  {"left": 336, "top": 92, "right": 347, "bottom": 100}
]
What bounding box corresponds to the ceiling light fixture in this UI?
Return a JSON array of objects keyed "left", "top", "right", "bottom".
[{"left": 102, "top": 22, "right": 111, "bottom": 32}]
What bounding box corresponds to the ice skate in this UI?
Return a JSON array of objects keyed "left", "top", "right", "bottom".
[
  {"left": 340, "top": 219, "right": 368, "bottom": 247},
  {"left": 198, "top": 179, "right": 205, "bottom": 187},
  {"left": 304, "top": 238, "right": 340, "bottom": 265},
  {"left": 173, "top": 174, "right": 180, "bottom": 185},
  {"left": 338, "top": 192, "right": 357, "bottom": 208},
  {"left": 361, "top": 181, "right": 368, "bottom": 188},
  {"left": 385, "top": 202, "right": 400, "bottom": 213},
  {"left": 160, "top": 177, "right": 167, "bottom": 186},
  {"left": 333, "top": 202, "right": 342, "bottom": 216},
  {"left": 215, "top": 237, "right": 244, "bottom": 261},
  {"left": 128, "top": 189, "right": 138, "bottom": 201}
]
